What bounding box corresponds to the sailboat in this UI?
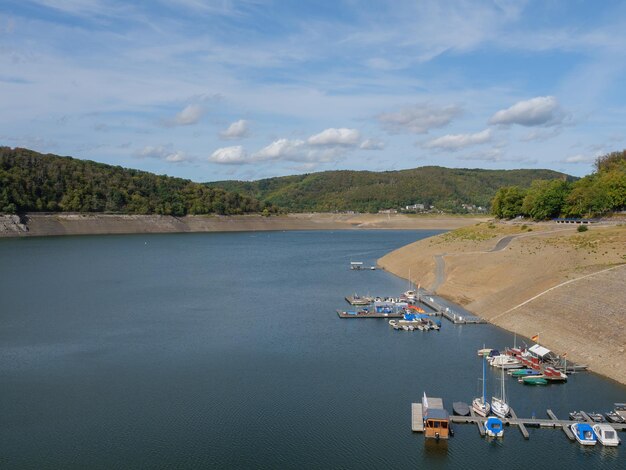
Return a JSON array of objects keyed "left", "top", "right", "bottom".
[
  {"left": 472, "top": 356, "right": 491, "bottom": 417},
  {"left": 491, "top": 367, "right": 510, "bottom": 418}
]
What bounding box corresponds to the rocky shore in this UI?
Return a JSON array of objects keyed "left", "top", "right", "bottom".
[{"left": 0, "top": 213, "right": 488, "bottom": 238}]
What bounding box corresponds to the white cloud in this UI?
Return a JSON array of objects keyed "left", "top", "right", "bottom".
[
  {"left": 165, "top": 151, "right": 187, "bottom": 162},
  {"left": 219, "top": 119, "right": 249, "bottom": 139},
  {"left": 307, "top": 128, "right": 361, "bottom": 146},
  {"left": 560, "top": 154, "right": 596, "bottom": 164},
  {"left": 208, "top": 145, "right": 248, "bottom": 164},
  {"left": 170, "top": 104, "right": 205, "bottom": 126},
  {"left": 489, "top": 96, "right": 565, "bottom": 127},
  {"left": 360, "top": 138, "right": 385, "bottom": 150},
  {"left": 378, "top": 104, "right": 461, "bottom": 134},
  {"left": 424, "top": 129, "right": 492, "bottom": 150},
  {"left": 254, "top": 138, "right": 306, "bottom": 160},
  {"left": 136, "top": 145, "right": 189, "bottom": 162}
]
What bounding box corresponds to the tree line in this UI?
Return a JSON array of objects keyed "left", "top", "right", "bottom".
[
  {"left": 0, "top": 147, "right": 269, "bottom": 216},
  {"left": 491, "top": 150, "right": 626, "bottom": 219},
  {"left": 208, "top": 166, "right": 570, "bottom": 213}
]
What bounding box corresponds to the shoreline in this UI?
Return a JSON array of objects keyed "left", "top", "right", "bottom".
[
  {"left": 378, "top": 221, "right": 626, "bottom": 386},
  {"left": 0, "top": 213, "right": 488, "bottom": 238}
]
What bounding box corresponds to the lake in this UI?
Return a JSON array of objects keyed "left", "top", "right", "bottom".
[{"left": 0, "top": 230, "right": 624, "bottom": 468}]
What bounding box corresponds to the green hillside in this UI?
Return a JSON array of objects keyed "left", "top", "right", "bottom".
[
  {"left": 0, "top": 147, "right": 266, "bottom": 215},
  {"left": 208, "top": 167, "right": 573, "bottom": 213}
]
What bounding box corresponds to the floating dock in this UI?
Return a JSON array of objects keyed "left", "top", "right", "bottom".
[
  {"left": 419, "top": 294, "right": 485, "bottom": 324},
  {"left": 344, "top": 295, "right": 373, "bottom": 306},
  {"left": 440, "top": 408, "right": 626, "bottom": 439}
]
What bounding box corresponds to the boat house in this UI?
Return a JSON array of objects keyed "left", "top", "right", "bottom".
[{"left": 422, "top": 395, "right": 450, "bottom": 440}]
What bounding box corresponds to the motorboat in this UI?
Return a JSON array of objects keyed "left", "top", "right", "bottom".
[
  {"left": 489, "top": 354, "right": 523, "bottom": 369},
  {"left": 605, "top": 410, "right": 626, "bottom": 423},
  {"left": 491, "top": 367, "right": 510, "bottom": 418},
  {"left": 570, "top": 423, "right": 597, "bottom": 445},
  {"left": 510, "top": 369, "right": 541, "bottom": 377},
  {"left": 569, "top": 411, "right": 586, "bottom": 421},
  {"left": 473, "top": 356, "right": 491, "bottom": 417},
  {"left": 592, "top": 423, "right": 621, "bottom": 446},
  {"left": 477, "top": 348, "right": 492, "bottom": 357},
  {"left": 520, "top": 376, "right": 548, "bottom": 385},
  {"left": 587, "top": 412, "right": 604, "bottom": 422},
  {"left": 484, "top": 417, "right": 504, "bottom": 437}
]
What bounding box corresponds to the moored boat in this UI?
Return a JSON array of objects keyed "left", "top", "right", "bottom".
[
  {"left": 592, "top": 423, "right": 621, "bottom": 446},
  {"left": 605, "top": 410, "right": 626, "bottom": 423},
  {"left": 521, "top": 376, "right": 548, "bottom": 385},
  {"left": 484, "top": 417, "right": 504, "bottom": 437},
  {"left": 569, "top": 411, "right": 585, "bottom": 421},
  {"left": 473, "top": 356, "right": 491, "bottom": 417},
  {"left": 571, "top": 423, "right": 597, "bottom": 445},
  {"left": 491, "top": 367, "right": 510, "bottom": 418},
  {"left": 587, "top": 412, "right": 604, "bottom": 422},
  {"left": 490, "top": 354, "right": 523, "bottom": 369},
  {"left": 510, "top": 369, "right": 541, "bottom": 377}
]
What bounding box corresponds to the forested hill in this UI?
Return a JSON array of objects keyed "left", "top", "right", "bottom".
[
  {"left": 207, "top": 167, "right": 573, "bottom": 213},
  {"left": 0, "top": 147, "right": 265, "bottom": 215}
]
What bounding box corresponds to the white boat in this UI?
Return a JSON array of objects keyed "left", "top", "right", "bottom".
[
  {"left": 592, "top": 423, "right": 621, "bottom": 446},
  {"left": 570, "top": 423, "right": 597, "bottom": 445},
  {"left": 484, "top": 416, "right": 504, "bottom": 437},
  {"left": 473, "top": 356, "right": 491, "bottom": 417},
  {"left": 489, "top": 354, "right": 523, "bottom": 369},
  {"left": 477, "top": 348, "right": 492, "bottom": 357},
  {"left": 491, "top": 367, "right": 510, "bottom": 418}
]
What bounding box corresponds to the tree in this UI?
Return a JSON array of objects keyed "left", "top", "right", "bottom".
[
  {"left": 491, "top": 186, "right": 526, "bottom": 218},
  {"left": 522, "top": 179, "right": 570, "bottom": 220}
]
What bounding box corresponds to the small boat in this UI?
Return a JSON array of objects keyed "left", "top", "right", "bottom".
[
  {"left": 511, "top": 369, "right": 541, "bottom": 377},
  {"left": 569, "top": 411, "right": 586, "bottom": 421},
  {"left": 490, "top": 354, "right": 523, "bottom": 369},
  {"left": 491, "top": 367, "right": 510, "bottom": 418},
  {"left": 605, "top": 410, "right": 626, "bottom": 423},
  {"left": 453, "top": 401, "right": 470, "bottom": 416},
  {"left": 521, "top": 376, "right": 548, "bottom": 385},
  {"left": 473, "top": 356, "right": 491, "bottom": 417},
  {"left": 587, "top": 412, "right": 604, "bottom": 422},
  {"left": 571, "top": 423, "right": 597, "bottom": 445},
  {"left": 484, "top": 417, "right": 504, "bottom": 437},
  {"left": 477, "top": 348, "right": 492, "bottom": 357},
  {"left": 592, "top": 423, "right": 621, "bottom": 446}
]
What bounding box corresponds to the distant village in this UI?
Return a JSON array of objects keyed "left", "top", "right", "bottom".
[{"left": 377, "top": 203, "right": 489, "bottom": 215}]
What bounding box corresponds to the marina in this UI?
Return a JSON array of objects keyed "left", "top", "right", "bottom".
[{"left": 413, "top": 400, "right": 626, "bottom": 441}]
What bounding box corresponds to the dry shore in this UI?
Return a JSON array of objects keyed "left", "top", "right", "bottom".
[
  {"left": 0, "top": 213, "right": 488, "bottom": 238},
  {"left": 378, "top": 220, "right": 626, "bottom": 385}
]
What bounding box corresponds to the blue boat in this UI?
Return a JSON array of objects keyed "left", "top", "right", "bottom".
[
  {"left": 570, "top": 423, "right": 597, "bottom": 445},
  {"left": 484, "top": 417, "right": 504, "bottom": 437}
]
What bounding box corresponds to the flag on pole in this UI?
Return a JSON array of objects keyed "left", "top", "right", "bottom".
[
  {"left": 563, "top": 352, "right": 567, "bottom": 358},
  {"left": 531, "top": 334, "right": 539, "bottom": 342},
  {"left": 423, "top": 391, "right": 428, "bottom": 409}
]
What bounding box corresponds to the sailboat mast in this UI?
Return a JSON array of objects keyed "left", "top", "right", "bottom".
[{"left": 482, "top": 356, "right": 486, "bottom": 404}]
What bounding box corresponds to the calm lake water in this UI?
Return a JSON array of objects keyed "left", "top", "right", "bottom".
[{"left": 1, "top": 230, "right": 624, "bottom": 469}]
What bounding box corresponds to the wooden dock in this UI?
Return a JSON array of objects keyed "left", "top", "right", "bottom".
[
  {"left": 547, "top": 409, "right": 575, "bottom": 441},
  {"left": 509, "top": 407, "right": 529, "bottom": 439},
  {"left": 411, "top": 403, "right": 424, "bottom": 432}
]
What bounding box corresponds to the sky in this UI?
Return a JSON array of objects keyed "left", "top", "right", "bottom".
[{"left": 1, "top": 0, "right": 626, "bottom": 182}]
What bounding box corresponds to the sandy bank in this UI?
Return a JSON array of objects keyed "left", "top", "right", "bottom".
[
  {"left": 0, "top": 213, "right": 488, "bottom": 238},
  {"left": 378, "top": 221, "right": 626, "bottom": 385}
]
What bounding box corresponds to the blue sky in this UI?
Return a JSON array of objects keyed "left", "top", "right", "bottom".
[{"left": 1, "top": 0, "right": 625, "bottom": 181}]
